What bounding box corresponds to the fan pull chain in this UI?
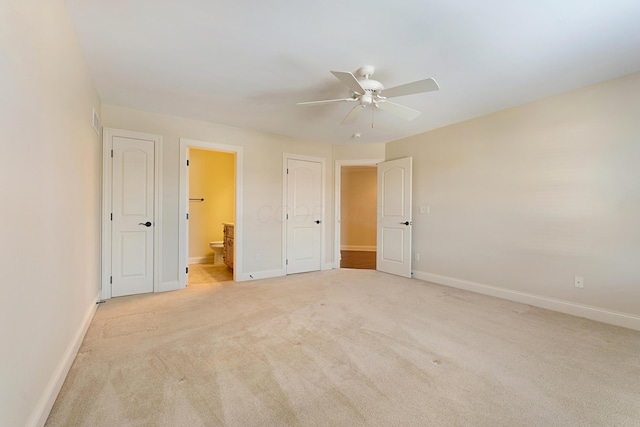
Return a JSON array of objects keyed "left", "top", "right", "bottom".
[{"left": 371, "top": 106, "right": 375, "bottom": 128}]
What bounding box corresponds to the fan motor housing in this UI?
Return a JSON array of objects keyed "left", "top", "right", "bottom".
[
  {"left": 359, "top": 79, "right": 384, "bottom": 93},
  {"left": 355, "top": 65, "right": 384, "bottom": 93}
]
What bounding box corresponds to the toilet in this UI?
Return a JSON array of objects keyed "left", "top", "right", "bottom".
[{"left": 209, "top": 241, "right": 224, "bottom": 265}]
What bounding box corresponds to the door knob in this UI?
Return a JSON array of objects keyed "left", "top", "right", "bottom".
[
  {"left": 139, "top": 221, "right": 152, "bottom": 227},
  {"left": 399, "top": 221, "right": 412, "bottom": 226},
  {"left": 315, "top": 220, "right": 321, "bottom": 224}
]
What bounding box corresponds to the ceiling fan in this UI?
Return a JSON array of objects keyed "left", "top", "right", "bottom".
[{"left": 297, "top": 65, "right": 439, "bottom": 126}]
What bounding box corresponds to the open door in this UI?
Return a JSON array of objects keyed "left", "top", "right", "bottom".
[{"left": 377, "top": 157, "right": 412, "bottom": 278}]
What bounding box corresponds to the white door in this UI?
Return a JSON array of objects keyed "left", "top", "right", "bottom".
[
  {"left": 111, "top": 136, "right": 155, "bottom": 297},
  {"left": 377, "top": 157, "right": 412, "bottom": 278},
  {"left": 286, "top": 159, "right": 322, "bottom": 274}
]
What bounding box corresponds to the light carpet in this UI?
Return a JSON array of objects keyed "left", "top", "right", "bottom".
[{"left": 46, "top": 269, "right": 640, "bottom": 426}]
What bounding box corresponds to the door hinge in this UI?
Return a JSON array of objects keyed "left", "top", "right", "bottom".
[
  {"left": 286, "top": 259, "right": 288, "bottom": 265},
  {"left": 186, "top": 213, "right": 189, "bottom": 220},
  {"left": 286, "top": 213, "right": 288, "bottom": 220},
  {"left": 186, "top": 159, "right": 189, "bottom": 166},
  {"left": 110, "top": 213, "right": 113, "bottom": 221},
  {"left": 110, "top": 149, "right": 113, "bottom": 158},
  {"left": 286, "top": 168, "right": 289, "bottom": 174},
  {"left": 186, "top": 267, "right": 189, "bottom": 274},
  {"left": 109, "top": 276, "right": 112, "bottom": 284}
]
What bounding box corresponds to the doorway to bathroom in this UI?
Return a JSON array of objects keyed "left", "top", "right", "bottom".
[
  {"left": 178, "top": 139, "right": 243, "bottom": 288},
  {"left": 187, "top": 148, "right": 234, "bottom": 285}
]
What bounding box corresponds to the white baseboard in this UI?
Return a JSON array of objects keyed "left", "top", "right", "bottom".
[
  {"left": 413, "top": 270, "right": 640, "bottom": 331},
  {"left": 340, "top": 245, "right": 376, "bottom": 252},
  {"left": 237, "top": 269, "right": 285, "bottom": 282},
  {"left": 159, "top": 280, "right": 182, "bottom": 293},
  {"left": 28, "top": 291, "right": 100, "bottom": 427},
  {"left": 188, "top": 256, "right": 213, "bottom": 264}
]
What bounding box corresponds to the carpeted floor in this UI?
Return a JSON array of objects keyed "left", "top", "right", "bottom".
[{"left": 46, "top": 269, "right": 640, "bottom": 426}]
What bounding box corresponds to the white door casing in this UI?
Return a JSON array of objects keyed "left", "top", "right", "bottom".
[
  {"left": 286, "top": 157, "right": 323, "bottom": 274},
  {"left": 102, "top": 128, "right": 162, "bottom": 299},
  {"left": 377, "top": 157, "right": 412, "bottom": 278}
]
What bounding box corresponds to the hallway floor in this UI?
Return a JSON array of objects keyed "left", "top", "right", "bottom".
[{"left": 340, "top": 250, "right": 376, "bottom": 269}]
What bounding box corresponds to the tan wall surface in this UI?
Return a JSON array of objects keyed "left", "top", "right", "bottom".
[
  {"left": 387, "top": 72, "right": 640, "bottom": 317},
  {"left": 340, "top": 167, "right": 377, "bottom": 249},
  {"left": 103, "top": 106, "right": 394, "bottom": 281},
  {"left": 102, "top": 105, "right": 334, "bottom": 280},
  {"left": 0, "top": 1, "right": 102, "bottom": 425}
]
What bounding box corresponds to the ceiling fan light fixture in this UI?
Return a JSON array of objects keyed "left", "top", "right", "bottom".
[{"left": 297, "top": 65, "right": 439, "bottom": 126}]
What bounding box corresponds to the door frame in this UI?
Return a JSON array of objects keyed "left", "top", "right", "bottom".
[
  {"left": 333, "top": 158, "right": 384, "bottom": 268},
  {"left": 179, "top": 138, "right": 243, "bottom": 286},
  {"left": 283, "top": 153, "right": 327, "bottom": 273},
  {"left": 101, "top": 128, "right": 163, "bottom": 300}
]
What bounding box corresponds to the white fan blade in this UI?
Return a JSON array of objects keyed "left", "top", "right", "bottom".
[
  {"left": 376, "top": 100, "right": 421, "bottom": 121},
  {"left": 341, "top": 105, "right": 365, "bottom": 125},
  {"left": 331, "top": 71, "right": 368, "bottom": 95},
  {"left": 383, "top": 78, "right": 439, "bottom": 98},
  {"left": 297, "top": 98, "right": 354, "bottom": 106}
]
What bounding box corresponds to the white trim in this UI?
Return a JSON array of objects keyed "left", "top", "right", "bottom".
[
  {"left": 237, "top": 269, "right": 286, "bottom": 281},
  {"left": 155, "top": 138, "right": 163, "bottom": 294},
  {"left": 413, "top": 270, "right": 640, "bottom": 331},
  {"left": 340, "top": 245, "right": 376, "bottom": 252},
  {"left": 283, "top": 153, "right": 327, "bottom": 274},
  {"left": 101, "top": 128, "right": 163, "bottom": 300},
  {"left": 334, "top": 159, "right": 383, "bottom": 268},
  {"left": 179, "top": 138, "right": 244, "bottom": 285},
  {"left": 27, "top": 292, "right": 100, "bottom": 427}
]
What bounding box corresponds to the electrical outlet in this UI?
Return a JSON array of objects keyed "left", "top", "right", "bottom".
[
  {"left": 414, "top": 253, "right": 420, "bottom": 261},
  {"left": 419, "top": 205, "right": 430, "bottom": 214},
  {"left": 574, "top": 276, "right": 584, "bottom": 288}
]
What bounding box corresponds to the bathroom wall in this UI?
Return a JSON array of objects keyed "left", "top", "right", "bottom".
[
  {"left": 340, "top": 166, "right": 377, "bottom": 250},
  {"left": 188, "top": 149, "right": 235, "bottom": 262}
]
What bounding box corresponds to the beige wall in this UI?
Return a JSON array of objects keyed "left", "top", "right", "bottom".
[
  {"left": 5, "top": 4, "right": 637, "bottom": 426},
  {"left": 387, "top": 72, "right": 640, "bottom": 318},
  {"left": 188, "top": 149, "right": 235, "bottom": 260},
  {"left": 0, "top": 1, "right": 103, "bottom": 426},
  {"left": 102, "top": 106, "right": 389, "bottom": 282},
  {"left": 333, "top": 143, "right": 385, "bottom": 161},
  {"left": 341, "top": 167, "right": 377, "bottom": 249},
  {"left": 102, "top": 105, "right": 336, "bottom": 282}
]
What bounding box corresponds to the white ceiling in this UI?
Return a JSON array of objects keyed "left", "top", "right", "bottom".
[{"left": 65, "top": 0, "right": 640, "bottom": 145}]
